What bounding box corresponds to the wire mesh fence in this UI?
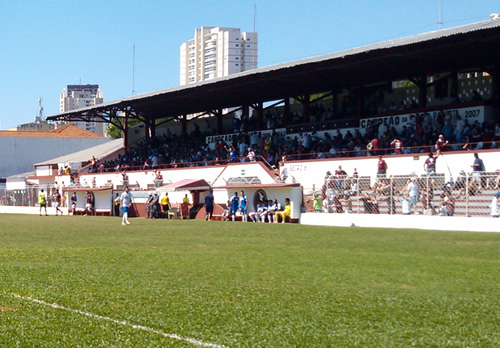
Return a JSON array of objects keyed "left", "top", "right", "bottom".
[
  {"left": 0, "top": 184, "right": 66, "bottom": 207},
  {"left": 304, "top": 171, "right": 500, "bottom": 217}
]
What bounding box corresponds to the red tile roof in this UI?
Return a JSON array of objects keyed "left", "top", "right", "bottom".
[{"left": 0, "top": 124, "right": 105, "bottom": 139}]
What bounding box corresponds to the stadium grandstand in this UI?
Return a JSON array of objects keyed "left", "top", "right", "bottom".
[{"left": 2, "top": 19, "right": 500, "bottom": 232}]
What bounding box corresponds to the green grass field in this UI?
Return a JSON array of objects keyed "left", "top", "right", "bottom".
[{"left": 0, "top": 214, "right": 499, "bottom": 347}]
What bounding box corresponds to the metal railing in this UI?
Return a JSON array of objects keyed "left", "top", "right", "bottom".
[{"left": 304, "top": 172, "right": 500, "bottom": 217}]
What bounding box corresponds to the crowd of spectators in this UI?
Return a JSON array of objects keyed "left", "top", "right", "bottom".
[{"left": 85, "top": 103, "right": 500, "bottom": 174}]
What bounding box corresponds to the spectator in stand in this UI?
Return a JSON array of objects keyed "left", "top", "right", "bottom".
[
  {"left": 312, "top": 194, "right": 322, "bottom": 213},
  {"left": 122, "top": 171, "right": 129, "bottom": 186},
  {"left": 334, "top": 165, "right": 348, "bottom": 192},
  {"left": 442, "top": 120, "right": 454, "bottom": 143},
  {"left": 247, "top": 148, "right": 256, "bottom": 162},
  {"left": 339, "top": 194, "right": 353, "bottom": 214},
  {"left": 376, "top": 155, "right": 388, "bottom": 178},
  {"left": 435, "top": 134, "right": 449, "bottom": 156},
  {"left": 424, "top": 152, "right": 437, "bottom": 176},
  {"left": 367, "top": 136, "right": 380, "bottom": 156},
  {"left": 390, "top": 137, "right": 404, "bottom": 154},
  {"left": 489, "top": 191, "right": 500, "bottom": 217},
  {"left": 455, "top": 115, "right": 465, "bottom": 149},
  {"left": 443, "top": 191, "right": 455, "bottom": 216},
  {"left": 407, "top": 178, "right": 419, "bottom": 214},
  {"left": 471, "top": 152, "right": 485, "bottom": 189}
]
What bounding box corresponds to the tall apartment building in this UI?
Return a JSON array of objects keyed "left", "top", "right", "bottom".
[
  {"left": 180, "top": 27, "right": 258, "bottom": 85},
  {"left": 60, "top": 84, "right": 104, "bottom": 136}
]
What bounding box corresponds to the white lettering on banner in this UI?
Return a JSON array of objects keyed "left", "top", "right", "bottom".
[
  {"left": 206, "top": 128, "right": 287, "bottom": 149},
  {"left": 360, "top": 106, "right": 486, "bottom": 133},
  {"left": 288, "top": 164, "right": 307, "bottom": 172}
]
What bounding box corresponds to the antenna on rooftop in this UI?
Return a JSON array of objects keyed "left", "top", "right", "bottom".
[
  {"left": 132, "top": 43, "right": 136, "bottom": 95},
  {"left": 438, "top": 0, "right": 443, "bottom": 29},
  {"left": 35, "top": 97, "right": 44, "bottom": 123},
  {"left": 253, "top": 2, "right": 257, "bottom": 69}
]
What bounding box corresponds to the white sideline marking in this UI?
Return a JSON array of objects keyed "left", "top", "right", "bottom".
[{"left": 12, "top": 293, "right": 229, "bottom": 348}]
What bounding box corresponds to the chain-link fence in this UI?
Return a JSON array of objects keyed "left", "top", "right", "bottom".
[
  {"left": 304, "top": 171, "right": 500, "bottom": 217},
  {"left": 0, "top": 184, "right": 66, "bottom": 207}
]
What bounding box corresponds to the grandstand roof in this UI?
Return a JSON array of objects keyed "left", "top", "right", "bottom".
[
  {"left": 48, "top": 19, "right": 500, "bottom": 123},
  {"left": 0, "top": 124, "right": 105, "bottom": 139},
  {"left": 34, "top": 138, "right": 122, "bottom": 166}
]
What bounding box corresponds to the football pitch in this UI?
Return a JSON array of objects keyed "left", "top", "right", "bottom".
[{"left": 0, "top": 214, "right": 499, "bottom": 347}]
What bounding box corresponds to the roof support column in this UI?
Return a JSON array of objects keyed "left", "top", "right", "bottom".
[
  {"left": 298, "top": 95, "right": 310, "bottom": 123},
  {"left": 216, "top": 109, "right": 223, "bottom": 134},
  {"left": 284, "top": 97, "right": 290, "bottom": 120},
  {"left": 181, "top": 114, "right": 188, "bottom": 140},
  {"left": 414, "top": 75, "right": 428, "bottom": 108},
  {"left": 486, "top": 67, "right": 500, "bottom": 104},
  {"left": 450, "top": 68, "right": 458, "bottom": 102},
  {"left": 123, "top": 110, "right": 129, "bottom": 150},
  {"left": 252, "top": 102, "right": 264, "bottom": 130}
]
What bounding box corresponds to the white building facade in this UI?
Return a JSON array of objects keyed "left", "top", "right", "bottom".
[
  {"left": 60, "top": 84, "right": 104, "bottom": 136},
  {"left": 180, "top": 27, "right": 258, "bottom": 85}
]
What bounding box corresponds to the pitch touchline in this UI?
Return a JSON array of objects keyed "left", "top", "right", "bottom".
[{"left": 12, "top": 293, "right": 229, "bottom": 348}]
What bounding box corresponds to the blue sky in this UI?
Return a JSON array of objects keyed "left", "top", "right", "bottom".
[{"left": 0, "top": 0, "right": 498, "bottom": 130}]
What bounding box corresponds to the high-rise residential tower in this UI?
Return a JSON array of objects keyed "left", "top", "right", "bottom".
[
  {"left": 180, "top": 27, "right": 258, "bottom": 85},
  {"left": 60, "top": 84, "right": 104, "bottom": 136}
]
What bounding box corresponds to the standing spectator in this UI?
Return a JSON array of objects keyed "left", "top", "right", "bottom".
[
  {"left": 334, "top": 165, "right": 348, "bottom": 192},
  {"left": 83, "top": 191, "right": 93, "bottom": 216},
  {"left": 312, "top": 194, "right": 322, "bottom": 213},
  {"left": 407, "top": 178, "right": 419, "bottom": 213},
  {"left": 113, "top": 193, "right": 120, "bottom": 217},
  {"left": 471, "top": 152, "right": 485, "bottom": 189},
  {"left": 377, "top": 155, "right": 388, "bottom": 178},
  {"left": 146, "top": 193, "right": 154, "bottom": 218},
  {"left": 390, "top": 138, "right": 404, "bottom": 154},
  {"left": 489, "top": 191, "right": 500, "bottom": 217},
  {"left": 152, "top": 192, "right": 160, "bottom": 218},
  {"left": 120, "top": 186, "right": 133, "bottom": 225},
  {"left": 122, "top": 171, "right": 129, "bottom": 186},
  {"left": 247, "top": 148, "right": 256, "bottom": 162},
  {"left": 71, "top": 192, "right": 78, "bottom": 215},
  {"left": 367, "top": 136, "right": 380, "bottom": 156},
  {"left": 39, "top": 189, "right": 48, "bottom": 216},
  {"left": 435, "top": 134, "right": 449, "bottom": 156},
  {"left": 204, "top": 190, "right": 214, "bottom": 221},
  {"left": 424, "top": 152, "right": 437, "bottom": 176}
]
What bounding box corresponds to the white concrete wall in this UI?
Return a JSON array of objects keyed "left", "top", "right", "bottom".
[
  {"left": 300, "top": 212, "right": 500, "bottom": 233},
  {"left": 282, "top": 150, "right": 500, "bottom": 192},
  {"left": 0, "top": 137, "right": 110, "bottom": 178}
]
